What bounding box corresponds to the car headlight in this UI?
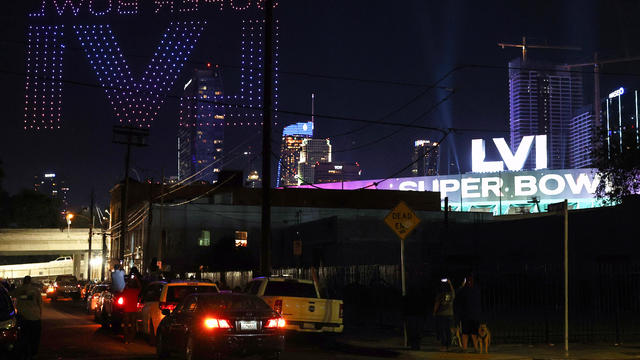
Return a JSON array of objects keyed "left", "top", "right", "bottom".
[{"left": 0, "top": 318, "right": 17, "bottom": 330}]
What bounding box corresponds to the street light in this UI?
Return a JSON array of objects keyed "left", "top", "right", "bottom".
[{"left": 66, "top": 213, "right": 74, "bottom": 238}]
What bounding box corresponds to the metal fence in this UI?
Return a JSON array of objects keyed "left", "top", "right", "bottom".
[{"left": 198, "top": 262, "right": 640, "bottom": 343}]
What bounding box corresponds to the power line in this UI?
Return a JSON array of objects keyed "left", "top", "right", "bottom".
[
  {"left": 333, "top": 90, "right": 456, "bottom": 153},
  {"left": 358, "top": 130, "right": 451, "bottom": 190}
]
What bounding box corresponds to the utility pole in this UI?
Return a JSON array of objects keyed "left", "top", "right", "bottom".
[
  {"left": 563, "top": 199, "right": 569, "bottom": 355},
  {"left": 101, "top": 229, "right": 107, "bottom": 281},
  {"left": 88, "top": 189, "right": 94, "bottom": 281},
  {"left": 112, "top": 126, "right": 149, "bottom": 265},
  {"left": 260, "top": 0, "right": 273, "bottom": 277}
]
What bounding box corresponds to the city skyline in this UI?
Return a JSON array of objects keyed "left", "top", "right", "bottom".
[{"left": 2, "top": 1, "right": 640, "bottom": 208}]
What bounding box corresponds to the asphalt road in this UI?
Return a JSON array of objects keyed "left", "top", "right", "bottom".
[{"left": 39, "top": 297, "right": 403, "bottom": 360}]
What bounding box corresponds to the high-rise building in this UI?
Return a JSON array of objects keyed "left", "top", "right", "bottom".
[
  {"left": 569, "top": 105, "right": 596, "bottom": 168},
  {"left": 314, "top": 162, "right": 362, "bottom": 184},
  {"left": 277, "top": 122, "right": 313, "bottom": 187},
  {"left": 509, "top": 58, "right": 583, "bottom": 169},
  {"left": 569, "top": 87, "right": 640, "bottom": 168},
  {"left": 178, "top": 66, "right": 225, "bottom": 183},
  {"left": 297, "top": 138, "right": 332, "bottom": 185},
  {"left": 411, "top": 140, "right": 440, "bottom": 176},
  {"left": 33, "top": 172, "right": 69, "bottom": 210}
]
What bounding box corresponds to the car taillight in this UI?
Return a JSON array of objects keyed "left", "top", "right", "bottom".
[
  {"left": 264, "top": 318, "right": 286, "bottom": 329},
  {"left": 204, "top": 318, "right": 232, "bottom": 329},
  {"left": 339, "top": 303, "right": 343, "bottom": 318},
  {"left": 116, "top": 297, "right": 124, "bottom": 306},
  {"left": 159, "top": 302, "right": 177, "bottom": 312},
  {"left": 273, "top": 299, "right": 282, "bottom": 314}
]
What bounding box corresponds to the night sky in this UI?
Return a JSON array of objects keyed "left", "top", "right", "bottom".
[{"left": 2, "top": 0, "right": 640, "bottom": 208}]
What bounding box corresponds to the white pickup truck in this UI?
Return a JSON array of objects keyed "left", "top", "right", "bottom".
[{"left": 245, "top": 276, "right": 343, "bottom": 333}]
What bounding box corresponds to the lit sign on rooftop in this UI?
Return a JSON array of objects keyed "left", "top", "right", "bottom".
[
  {"left": 609, "top": 87, "right": 625, "bottom": 99},
  {"left": 44, "top": 173, "right": 56, "bottom": 178},
  {"left": 282, "top": 122, "right": 314, "bottom": 137}
]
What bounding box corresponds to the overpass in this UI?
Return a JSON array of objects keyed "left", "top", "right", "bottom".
[{"left": 0, "top": 228, "right": 110, "bottom": 280}]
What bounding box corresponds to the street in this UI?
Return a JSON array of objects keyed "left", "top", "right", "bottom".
[{"left": 38, "top": 297, "right": 404, "bottom": 360}]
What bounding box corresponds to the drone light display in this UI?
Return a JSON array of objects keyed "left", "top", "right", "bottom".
[{"left": 25, "top": 0, "right": 279, "bottom": 130}]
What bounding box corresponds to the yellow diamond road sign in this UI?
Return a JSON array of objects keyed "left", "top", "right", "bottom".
[{"left": 384, "top": 201, "right": 421, "bottom": 240}]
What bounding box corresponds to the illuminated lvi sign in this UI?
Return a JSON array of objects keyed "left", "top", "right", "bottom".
[
  {"left": 472, "top": 135, "right": 547, "bottom": 173},
  {"left": 609, "top": 87, "right": 625, "bottom": 99}
]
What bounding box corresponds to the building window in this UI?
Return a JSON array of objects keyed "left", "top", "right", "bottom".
[
  {"left": 198, "top": 230, "right": 211, "bottom": 247},
  {"left": 235, "top": 231, "right": 248, "bottom": 247}
]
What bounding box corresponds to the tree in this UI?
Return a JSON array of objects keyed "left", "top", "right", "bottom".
[
  {"left": 594, "top": 127, "right": 640, "bottom": 203},
  {"left": 0, "top": 159, "right": 9, "bottom": 227},
  {"left": 8, "top": 189, "right": 63, "bottom": 228}
]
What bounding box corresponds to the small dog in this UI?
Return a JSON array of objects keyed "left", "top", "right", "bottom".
[
  {"left": 476, "top": 323, "right": 491, "bottom": 353},
  {"left": 451, "top": 323, "right": 462, "bottom": 349}
]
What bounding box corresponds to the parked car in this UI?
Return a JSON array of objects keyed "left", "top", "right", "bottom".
[
  {"left": 86, "top": 284, "right": 110, "bottom": 316},
  {"left": 139, "top": 281, "right": 218, "bottom": 344},
  {"left": 245, "top": 276, "right": 343, "bottom": 333},
  {"left": 0, "top": 285, "right": 20, "bottom": 355},
  {"left": 47, "top": 275, "right": 81, "bottom": 301},
  {"left": 156, "top": 293, "right": 285, "bottom": 360}
]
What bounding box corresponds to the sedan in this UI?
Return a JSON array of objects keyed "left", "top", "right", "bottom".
[
  {"left": 156, "top": 293, "right": 285, "bottom": 360},
  {"left": 0, "top": 286, "right": 20, "bottom": 355}
]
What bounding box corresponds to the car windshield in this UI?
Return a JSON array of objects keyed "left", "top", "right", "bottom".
[
  {"left": 200, "top": 295, "right": 273, "bottom": 313},
  {"left": 166, "top": 285, "right": 218, "bottom": 303},
  {"left": 263, "top": 281, "right": 317, "bottom": 298}
]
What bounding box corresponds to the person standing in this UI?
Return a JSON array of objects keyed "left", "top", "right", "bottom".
[
  {"left": 120, "top": 276, "right": 141, "bottom": 344},
  {"left": 456, "top": 275, "right": 482, "bottom": 352},
  {"left": 111, "top": 263, "right": 125, "bottom": 294},
  {"left": 10, "top": 276, "right": 43, "bottom": 359},
  {"left": 433, "top": 278, "right": 455, "bottom": 351}
]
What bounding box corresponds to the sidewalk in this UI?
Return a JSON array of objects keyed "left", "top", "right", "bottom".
[{"left": 338, "top": 330, "right": 640, "bottom": 360}]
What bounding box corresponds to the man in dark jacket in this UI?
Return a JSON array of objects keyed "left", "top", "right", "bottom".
[
  {"left": 455, "top": 275, "right": 481, "bottom": 352},
  {"left": 10, "top": 276, "right": 43, "bottom": 359}
]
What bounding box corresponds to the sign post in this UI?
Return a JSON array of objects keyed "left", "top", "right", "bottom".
[{"left": 384, "top": 201, "right": 421, "bottom": 348}]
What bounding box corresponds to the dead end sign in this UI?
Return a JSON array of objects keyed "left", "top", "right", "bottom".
[{"left": 384, "top": 201, "right": 421, "bottom": 240}]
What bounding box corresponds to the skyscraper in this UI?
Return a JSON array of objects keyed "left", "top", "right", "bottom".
[
  {"left": 33, "top": 172, "right": 69, "bottom": 210},
  {"left": 569, "top": 87, "right": 640, "bottom": 168},
  {"left": 569, "top": 105, "right": 595, "bottom": 168},
  {"left": 411, "top": 140, "right": 440, "bottom": 176},
  {"left": 314, "top": 162, "right": 362, "bottom": 184},
  {"left": 178, "top": 66, "right": 225, "bottom": 183},
  {"left": 277, "top": 122, "right": 313, "bottom": 187},
  {"left": 509, "top": 58, "right": 583, "bottom": 169},
  {"left": 297, "top": 138, "right": 332, "bottom": 185}
]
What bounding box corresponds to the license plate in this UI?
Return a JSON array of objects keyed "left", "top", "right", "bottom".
[
  {"left": 239, "top": 321, "right": 257, "bottom": 330},
  {"left": 302, "top": 322, "right": 315, "bottom": 329}
]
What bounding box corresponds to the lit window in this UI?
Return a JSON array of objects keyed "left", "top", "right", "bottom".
[
  {"left": 235, "top": 231, "right": 248, "bottom": 247},
  {"left": 214, "top": 91, "right": 222, "bottom": 95},
  {"left": 201, "top": 86, "right": 207, "bottom": 90},
  {"left": 214, "top": 168, "right": 220, "bottom": 173},
  {"left": 198, "top": 230, "right": 211, "bottom": 247}
]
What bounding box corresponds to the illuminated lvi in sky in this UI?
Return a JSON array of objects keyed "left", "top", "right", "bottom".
[{"left": 471, "top": 135, "right": 548, "bottom": 172}]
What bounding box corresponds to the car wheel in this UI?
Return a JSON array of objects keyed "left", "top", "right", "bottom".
[
  {"left": 156, "top": 330, "right": 169, "bottom": 358},
  {"left": 261, "top": 352, "right": 280, "bottom": 360},
  {"left": 185, "top": 335, "right": 203, "bottom": 360}
]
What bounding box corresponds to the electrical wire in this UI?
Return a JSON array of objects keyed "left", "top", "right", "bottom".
[{"left": 357, "top": 130, "right": 452, "bottom": 190}]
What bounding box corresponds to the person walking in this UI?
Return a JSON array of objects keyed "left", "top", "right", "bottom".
[
  {"left": 433, "top": 278, "right": 455, "bottom": 351},
  {"left": 10, "top": 276, "right": 43, "bottom": 359},
  {"left": 456, "top": 275, "right": 482, "bottom": 352},
  {"left": 120, "top": 276, "right": 141, "bottom": 344}
]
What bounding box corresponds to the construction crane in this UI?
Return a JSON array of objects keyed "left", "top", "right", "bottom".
[
  {"left": 564, "top": 53, "right": 640, "bottom": 129},
  {"left": 498, "top": 36, "right": 581, "bottom": 63}
]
